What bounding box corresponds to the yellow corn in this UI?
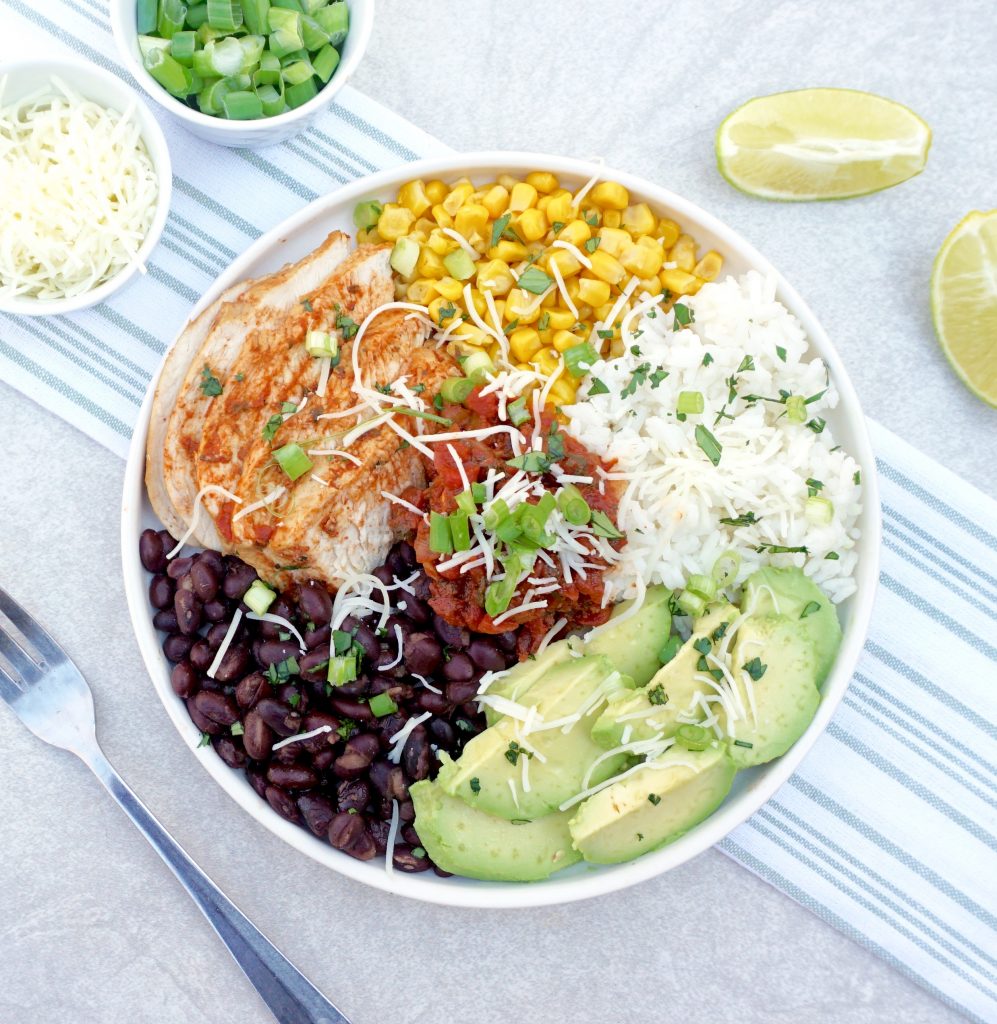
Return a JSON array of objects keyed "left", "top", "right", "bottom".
[
  {"left": 452, "top": 323, "right": 489, "bottom": 347},
  {"left": 416, "top": 247, "right": 447, "bottom": 280},
  {"left": 545, "top": 191, "right": 574, "bottom": 225},
  {"left": 517, "top": 207, "right": 549, "bottom": 242},
  {"left": 670, "top": 234, "right": 697, "bottom": 272},
  {"left": 428, "top": 296, "right": 459, "bottom": 325},
  {"left": 509, "top": 182, "right": 538, "bottom": 212},
  {"left": 693, "top": 250, "right": 723, "bottom": 282},
  {"left": 547, "top": 248, "right": 582, "bottom": 278},
  {"left": 588, "top": 249, "right": 626, "bottom": 285},
  {"left": 442, "top": 183, "right": 474, "bottom": 216},
  {"left": 622, "top": 202, "right": 656, "bottom": 236},
  {"left": 541, "top": 307, "right": 574, "bottom": 330},
  {"left": 552, "top": 329, "right": 581, "bottom": 353},
  {"left": 577, "top": 276, "right": 610, "bottom": 307},
  {"left": 660, "top": 267, "right": 701, "bottom": 296},
  {"left": 506, "top": 287, "right": 546, "bottom": 324},
  {"left": 434, "top": 276, "right": 465, "bottom": 301},
  {"left": 455, "top": 203, "right": 490, "bottom": 240},
  {"left": 609, "top": 337, "right": 626, "bottom": 359},
  {"left": 481, "top": 185, "right": 509, "bottom": 219},
  {"left": 489, "top": 239, "right": 529, "bottom": 262},
  {"left": 431, "top": 204, "right": 454, "bottom": 229},
  {"left": 620, "top": 239, "right": 664, "bottom": 278},
  {"left": 595, "top": 226, "right": 631, "bottom": 258},
  {"left": 377, "top": 205, "right": 416, "bottom": 241},
  {"left": 590, "top": 181, "right": 629, "bottom": 210},
  {"left": 406, "top": 279, "right": 436, "bottom": 303},
  {"left": 425, "top": 180, "right": 449, "bottom": 204},
  {"left": 497, "top": 173, "right": 518, "bottom": 191},
  {"left": 476, "top": 259, "right": 516, "bottom": 296},
  {"left": 509, "top": 326, "right": 542, "bottom": 362},
  {"left": 548, "top": 378, "right": 577, "bottom": 407},
  {"left": 531, "top": 347, "right": 561, "bottom": 376},
  {"left": 426, "top": 229, "right": 452, "bottom": 256},
  {"left": 602, "top": 210, "right": 622, "bottom": 229},
  {"left": 558, "top": 219, "right": 592, "bottom": 248},
  {"left": 398, "top": 180, "right": 431, "bottom": 217},
  {"left": 639, "top": 276, "right": 662, "bottom": 295},
  {"left": 526, "top": 171, "right": 559, "bottom": 194},
  {"left": 657, "top": 218, "right": 681, "bottom": 248}
]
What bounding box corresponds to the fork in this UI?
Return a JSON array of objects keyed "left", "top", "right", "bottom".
[{"left": 0, "top": 586, "right": 352, "bottom": 1024}]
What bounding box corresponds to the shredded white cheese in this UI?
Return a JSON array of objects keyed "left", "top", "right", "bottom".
[
  {"left": 206, "top": 609, "right": 243, "bottom": 679},
  {"left": 231, "top": 485, "right": 286, "bottom": 523},
  {"left": 167, "top": 484, "right": 243, "bottom": 557}
]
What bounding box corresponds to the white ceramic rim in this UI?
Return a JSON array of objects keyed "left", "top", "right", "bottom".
[
  {"left": 108, "top": 0, "right": 374, "bottom": 138},
  {"left": 0, "top": 55, "right": 172, "bottom": 317},
  {"left": 121, "top": 152, "right": 881, "bottom": 908}
]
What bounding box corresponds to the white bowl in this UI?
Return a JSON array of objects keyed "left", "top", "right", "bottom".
[
  {"left": 122, "top": 153, "right": 881, "bottom": 908},
  {"left": 0, "top": 56, "right": 171, "bottom": 317},
  {"left": 110, "top": 0, "right": 374, "bottom": 148}
]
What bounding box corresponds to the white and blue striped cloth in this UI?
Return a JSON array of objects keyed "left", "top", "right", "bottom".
[{"left": 3, "top": 3, "right": 995, "bottom": 1021}]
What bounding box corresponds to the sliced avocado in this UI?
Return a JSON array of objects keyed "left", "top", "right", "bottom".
[
  {"left": 590, "top": 602, "right": 737, "bottom": 750},
  {"left": 411, "top": 780, "right": 580, "bottom": 882},
  {"left": 568, "top": 743, "right": 736, "bottom": 864},
  {"left": 742, "top": 566, "right": 842, "bottom": 685},
  {"left": 438, "top": 655, "right": 633, "bottom": 821},
  {"left": 482, "top": 586, "right": 672, "bottom": 726},
  {"left": 721, "top": 614, "right": 821, "bottom": 768}
]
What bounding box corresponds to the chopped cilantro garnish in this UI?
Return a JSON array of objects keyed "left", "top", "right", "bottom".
[
  {"left": 647, "top": 793, "right": 661, "bottom": 806},
  {"left": 742, "top": 657, "right": 767, "bottom": 681},
  {"left": 695, "top": 424, "right": 722, "bottom": 466},
  {"left": 538, "top": 311, "right": 551, "bottom": 331},
  {"left": 825, "top": 551, "right": 840, "bottom": 560},
  {"left": 336, "top": 314, "right": 359, "bottom": 339},
  {"left": 807, "top": 417, "right": 826, "bottom": 434},
  {"left": 551, "top": 220, "right": 566, "bottom": 234},
  {"left": 262, "top": 413, "right": 284, "bottom": 443},
  {"left": 673, "top": 303, "right": 694, "bottom": 326},
  {"left": 800, "top": 601, "right": 822, "bottom": 619},
  {"left": 719, "top": 511, "right": 759, "bottom": 527},
  {"left": 775, "top": 345, "right": 787, "bottom": 362},
  {"left": 234, "top": 372, "right": 245, "bottom": 382},
  {"left": 517, "top": 266, "right": 553, "bottom": 294},
  {"left": 854, "top": 470, "right": 862, "bottom": 485},
  {"left": 197, "top": 731, "right": 211, "bottom": 747},
  {"left": 737, "top": 355, "right": 755, "bottom": 373},
  {"left": 490, "top": 213, "right": 513, "bottom": 248},
  {"left": 503, "top": 318, "right": 520, "bottom": 335},
  {"left": 693, "top": 637, "right": 712, "bottom": 655},
  {"left": 701, "top": 352, "right": 714, "bottom": 366},
  {"left": 585, "top": 236, "right": 601, "bottom": 253},
  {"left": 649, "top": 368, "right": 669, "bottom": 388},
  {"left": 590, "top": 509, "right": 623, "bottom": 539},
  {"left": 806, "top": 478, "right": 824, "bottom": 497},
  {"left": 587, "top": 377, "right": 610, "bottom": 397},
  {"left": 199, "top": 365, "right": 223, "bottom": 397},
  {"left": 647, "top": 683, "right": 668, "bottom": 706},
  {"left": 755, "top": 543, "right": 809, "bottom": 554},
  {"left": 504, "top": 741, "right": 532, "bottom": 766},
  {"left": 597, "top": 328, "right": 614, "bottom": 340},
  {"left": 302, "top": 299, "right": 313, "bottom": 312},
  {"left": 337, "top": 719, "right": 358, "bottom": 740}
]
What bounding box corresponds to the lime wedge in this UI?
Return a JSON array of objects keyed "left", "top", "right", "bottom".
[
  {"left": 931, "top": 211, "right": 997, "bottom": 408},
  {"left": 716, "top": 88, "right": 931, "bottom": 201}
]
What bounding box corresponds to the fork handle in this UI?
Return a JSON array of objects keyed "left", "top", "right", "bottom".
[{"left": 81, "top": 746, "right": 350, "bottom": 1024}]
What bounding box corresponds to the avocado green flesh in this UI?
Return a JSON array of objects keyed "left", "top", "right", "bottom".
[
  {"left": 411, "top": 780, "right": 580, "bottom": 882},
  {"left": 568, "top": 745, "right": 736, "bottom": 864},
  {"left": 721, "top": 614, "right": 822, "bottom": 768},
  {"left": 482, "top": 585, "right": 672, "bottom": 726},
  {"left": 743, "top": 566, "right": 842, "bottom": 685},
  {"left": 591, "top": 603, "right": 737, "bottom": 750},
  {"left": 437, "top": 655, "right": 632, "bottom": 821}
]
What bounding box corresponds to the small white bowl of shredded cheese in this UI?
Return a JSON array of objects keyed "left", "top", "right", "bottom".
[{"left": 0, "top": 56, "right": 171, "bottom": 316}]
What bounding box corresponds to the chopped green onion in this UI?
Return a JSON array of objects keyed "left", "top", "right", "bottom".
[
  {"left": 506, "top": 451, "right": 552, "bottom": 474},
  {"left": 507, "top": 396, "right": 530, "bottom": 426},
  {"left": 241, "top": 0, "right": 270, "bottom": 33},
  {"left": 314, "top": 0, "right": 349, "bottom": 45},
  {"left": 305, "top": 329, "right": 339, "bottom": 360},
  {"left": 483, "top": 498, "right": 510, "bottom": 532},
  {"left": 805, "top": 496, "right": 834, "bottom": 525},
  {"left": 563, "top": 341, "right": 599, "bottom": 379},
  {"left": 733, "top": 739, "right": 754, "bottom": 749},
  {"left": 238, "top": 34, "right": 266, "bottom": 70},
  {"left": 369, "top": 692, "right": 399, "bottom": 717},
  {"left": 144, "top": 47, "right": 192, "bottom": 97},
  {"left": 677, "top": 390, "right": 704, "bottom": 415},
  {"left": 675, "top": 723, "right": 711, "bottom": 751},
  {"left": 484, "top": 572, "right": 519, "bottom": 618},
  {"left": 284, "top": 76, "right": 318, "bottom": 108},
  {"left": 353, "top": 200, "right": 384, "bottom": 230},
  {"left": 390, "top": 236, "right": 420, "bottom": 278},
  {"left": 273, "top": 442, "right": 313, "bottom": 480},
  {"left": 442, "top": 248, "right": 476, "bottom": 282},
  {"left": 429, "top": 512, "right": 453, "bottom": 554},
  {"left": 138, "top": 34, "right": 171, "bottom": 59},
  {"left": 557, "top": 484, "right": 591, "bottom": 525},
  {"left": 440, "top": 377, "right": 475, "bottom": 404},
  {"left": 494, "top": 517, "right": 522, "bottom": 544},
  {"left": 471, "top": 482, "right": 486, "bottom": 503},
  {"left": 300, "top": 13, "right": 330, "bottom": 50},
  {"left": 170, "top": 30, "right": 197, "bottom": 65},
  {"left": 222, "top": 90, "right": 263, "bottom": 119},
  {"left": 676, "top": 589, "right": 706, "bottom": 617},
  {"left": 312, "top": 42, "right": 340, "bottom": 83},
  {"left": 207, "top": 0, "right": 243, "bottom": 30},
  {"left": 786, "top": 395, "right": 807, "bottom": 423},
  {"left": 450, "top": 513, "right": 471, "bottom": 551},
  {"left": 686, "top": 573, "right": 717, "bottom": 601},
  {"left": 137, "top": 0, "right": 159, "bottom": 33},
  {"left": 658, "top": 635, "right": 682, "bottom": 666},
  {"left": 455, "top": 490, "right": 477, "bottom": 515},
  {"left": 711, "top": 550, "right": 741, "bottom": 588},
  {"left": 694, "top": 424, "right": 722, "bottom": 466},
  {"left": 327, "top": 654, "right": 358, "bottom": 687},
  {"left": 281, "top": 59, "right": 315, "bottom": 86},
  {"left": 244, "top": 579, "right": 276, "bottom": 615},
  {"left": 157, "top": 0, "right": 188, "bottom": 39},
  {"left": 460, "top": 350, "right": 494, "bottom": 382},
  {"left": 201, "top": 36, "right": 245, "bottom": 75}
]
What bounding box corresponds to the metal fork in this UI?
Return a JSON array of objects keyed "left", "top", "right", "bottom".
[{"left": 0, "top": 586, "right": 351, "bottom": 1024}]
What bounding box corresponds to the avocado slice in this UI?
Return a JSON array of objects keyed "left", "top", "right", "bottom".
[
  {"left": 590, "top": 603, "right": 737, "bottom": 750},
  {"left": 568, "top": 744, "right": 736, "bottom": 864},
  {"left": 481, "top": 585, "right": 672, "bottom": 726},
  {"left": 720, "top": 614, "right": 821, "bottom": 768},
  {"left": 742, "top": 566, "right": 842, "bottom": 685},
  {"left": 411, "top": 780, "right": 580, "bottom": 882},
  {"left": 437, "top": 655, "right": 633, "bottom": 821}
]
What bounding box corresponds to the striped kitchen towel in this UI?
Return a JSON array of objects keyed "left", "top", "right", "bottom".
[{"left": 2, "top": 3, "right": 995, "bottom": 1022}]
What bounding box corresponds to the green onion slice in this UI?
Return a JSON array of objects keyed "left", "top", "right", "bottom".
[{"left": 273, "top": 442, "right": 313, "bottom": 480}]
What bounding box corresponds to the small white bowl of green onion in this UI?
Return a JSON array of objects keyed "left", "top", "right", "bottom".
[{"left": 111, "top": 0, "right": 373, "bottom": 148}]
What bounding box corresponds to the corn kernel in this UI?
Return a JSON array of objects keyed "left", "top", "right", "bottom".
[
  {"left": 430, "top": 277, "right": 462, "bottom": 302},
  {"left": 602, "top": 210, "right": 621, "bottom": 229},
  {"left": 509, "top": 327, "right": 542, "bottom": 362},
  {"left": 577, "top": 276, "right": 610, "bottom": 307},
  {"left": 517, "top": 207, "right": 549, "bottom": 242},
  {"left": 595, "top": 302, "right": 616, "bottom": 325},
  {"left": 526, "top": 171, "right": 559, "bottom": 194},
  {"left": 609, "top": 337, "right": 626, "bottom": 359},
  {"left": 552, "top": 329, "right": 581, "bottom": 352},
  {"left": 377, "top": 205, "right": 416, "bottom": 241},
  {"left": 426, "top": 229, "right": 451, "bottom": 256},
  {"left": 595, "top": 227, "right": 631, "bottom": 258},
  {"left": 621, "top": 202, "right": 656, "bottom": 236},
  {"left": 428, "top": 296, "right": 459, "bottom": 324},
  {"left": 481, "top": 185, "right": 510, "bottom": 219},
  {"left": 398, "top": 180, "right": 432, "bottom": 217},
  {"left": 545, "top": 191, "right": 574, "bottom": 225},
  {"left": 656, "top": 219, "right": 681, "bottom": 248},
  {"left": 547, "top": 248, "right": 582, "bottom": 278},
  {"left": 540, "top": 308, "right": 572, "bottom": 331},
  {"left": 588, "top": 248, "right": 626, "bottom": 285},
  {"left": 509, "top": 182, "right": 538, "bottom": 213},
  {"left": 505, "top": 287, "right": 542, "bottom": 324},
  {"left": 660, "top": 267, "right": 700, "bottom": 295},
  {"left": 620, "top": 241, "right": 663, "bottom": 278},
  {"left": 639, "top": 277, "right": 662, "bottom": 295},
  {"left": 442, "top": 183, "right": 474, "bottom": 216},
  {"left": 693, "top": 250, "right": 723, "bottom": 282},
  {"left": 548, "top": 378, "right": 577, "bottom": 407},
  {"left": 489, "top": 239, "right": 528, "bottom": 262},
  {"left": 455, "top": 203, "right": 490, "bottom": 239},
  {"left": 531, "top": 347, "right": 560, "bottom": 376},
  {"left": 476, "top": 259, "right": 516, "bottom": 297},
  {"left": 416, "top": 247, "right": 447, "bottom": 280},
  {"left": 406, "top": 279, "right": 436, "bottom": 303},
  {"left": 452, "top": 323, "right": 488, "bottom": 347},
  {"left": 590, "top": 181, "right": 629, "bottom": 211},
  {"left": 558, "top": 219, "right": 592, "bottom": 248},
  {"left": 424, "top": 180, "right": 449, "bottom": 204},
  {"left": 497, "top": 173, "right": 518, "bottom": 191},
  {"left": 413, "top": 216, "right": 437, "bottom": 237},
  {"left": 431, "top": 204, "right": 454, "bottom": 229},
  {"left": 670, "top": 234, "right": 697, "bottom": 272}
]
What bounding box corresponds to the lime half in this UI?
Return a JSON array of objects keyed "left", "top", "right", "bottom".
[
  {"left": 716, "top": 88, "right": 931, "bottom": 201},
  {"left": 931, "top": 211, "right": 997, "bottom": 408}
]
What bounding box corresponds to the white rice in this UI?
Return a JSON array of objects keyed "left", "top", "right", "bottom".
[{"left": 564, "top": 270, "right": 862, "bottom": 604}]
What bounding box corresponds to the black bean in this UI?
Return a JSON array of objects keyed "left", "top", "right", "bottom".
[
  {"left": 153, "top": 608, "right": 179, "bottom": 633},
  {"left": 203, "top": 599, "right": 229, "bottom": 623},
  {"left": 336, "top": 778, "right": 370, "bottom": 812},
  {"left": 301, "top": 712, "right": 339, "bottom": 752},
  {"left": 400, "top": 596, "right": 431, "bottom": 625},
  {"left": 433, "top": 614, "right": 469, "bottom": 648},
  {"left": 333, "top": 732, "right": 380, "bottom": 778},
  {"left": 369, "top": 760, "right": 408, "bottom": 801},
  {"left": 246, "top": 767, "right": 268, "bottom": 799},
  {"left": 401, "top": 824, "right": 421, "bottom": 846},
  {"left": 467, "top": 637, "right": 505, "bottom": 672},
  {"left": 353, "top": 624, "right": 380, "bottom": 663},
  {"left": 392, "top": 844, "right": 433, "bottom": 873},
  {"left": 198, "top": 549, "right": 225, "bottom": 573},
  {"left": 442, "top": 652, "right": 474, "bottom": 682},
  {"left": 186, "top": 699, "right": 221, "bottom": 735},
  {"left": 139, "top": 529, "right": 168, "bottom": 573},
  {"left": 433, "top": 865, "right": 454, "bottom": 878},
  {"left": 267, "top": 762, "right": 318, "bottom": 790},
  {"left": 397, "top": 540, "right": 417, "bottom": 567},
  {"left": 304, "top": 622, "right": 331, "bottom": 649},
  {"left": 401, "top": 726, "right": 431, "bottom": 781},
  {"left": 193, "top": 690, "right": 239, "bottom": 726},
  {"left": 206, "top": 621, "right": 235, "bottom": 649},
  {"left": 299, "top": 647, "right": 331, "bottom": 682},
  {"left": 235, "top": 671, "right": 270, "bottom": 709},
  {"left": 386, "top": 548, "right": 410, "bottom": 578},
  {"left": 254, "top": 698, "right": 299, "bottom": 737},
  {"left": 257, "top": 639, "right": 301, "bottom": 667},
  {"left": 189, "top": 559, "right": 220, "bottom": 602},
  {"left": 404, "top": 632, "right": 442, "bottom": 676},
  {"left": 158, "top": 528, "right": 177, "bottom": 553},
  {"left": 217, "top": 645, "right": 253, "bottom": 683},
  {"left": 372, "top": 565, "right": 394, "bottom": 587},
  {"left": 312, "top": 747, "right": 337, "bottom": 772},
  {"left": 328, "top": 812, "right": 375, "bottom": 859},
  {"left": 265, "top": 785, "right": 300, "bottom": 823},
  {"left": 174, "top": 590, "right": 203, "bottom": 635},
  {"left": 175, "top": 573, "right": 195, "bottom": 595},
  {"left": 167, "top": 556, "right": 193, "bottom": 580},
  {"left": 298, "top": 793, "right": 336, "bottom": 837},
  {"left": 445, "top": 678, "right": 479, "bottom": 706},
  {"left": 416, "top": 691, "right": 451, "bottom": 716},
  {"left": 496, "top": 630, "right": 518, "bottom": 653},
  {"left": 328, "top": 695, "right": 374, "bottom": 723},
  {"left": 213, "top": 736, "right": 247, "bottom": 769},
  {"left": 223, "top": 562, "right": 257, "bottom": 601},
  {"left": 368, "top": 818, "right": 390, "bottom": 854},
  {"left": 170, "top": 660, "right": 199, "bottom": 699},
  {"left": 243, "top": 710, "right": 273, "bottom": 760},
  {"left": 149, "top": 574, "right": 174, "bottom": 609},
  {"left": 188, "top": 639, "right": 215, "bottom": 673},
  {"left": 163, "top": 633, "right": 194, "bottom": 663},
  {"left": 427, "top": 718, "right": 455, "bottom": 751},
  {"left": 296, "top": 580, "right": 332, "bottom": 625}
]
